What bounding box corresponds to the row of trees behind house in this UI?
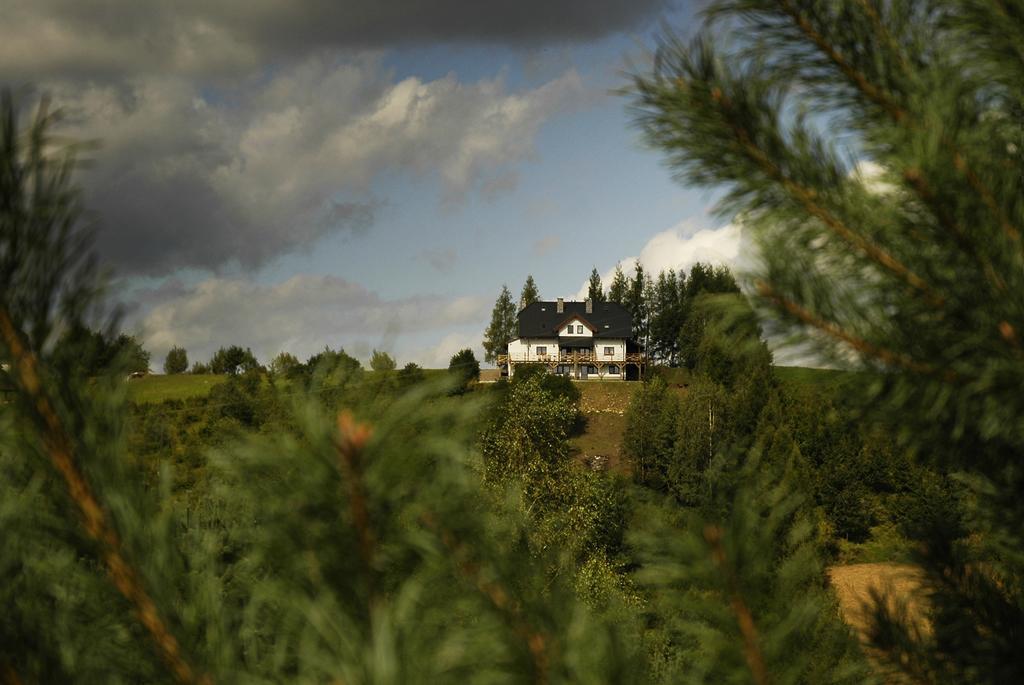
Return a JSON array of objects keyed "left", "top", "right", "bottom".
[{"left": 483, "top": 262, "right": 740, "bottom": 366}]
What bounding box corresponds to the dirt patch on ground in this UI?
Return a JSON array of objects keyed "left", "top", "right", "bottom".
[
  {"left": 478, "top": 368, "right": 501, "bottom": 382},
  {"left": 828, "top": 562, "right": 929, "bottom": 672}
]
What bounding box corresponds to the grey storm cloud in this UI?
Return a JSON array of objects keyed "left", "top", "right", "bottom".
[
  {"left": 1, "top": 1, "right": 674, "bottom": 81},
  {"left": 6, "top": 0, "right": 671, "bottom": 277},
  {"left": 44, "top": 60, "right": 584, "bottom": 275}
]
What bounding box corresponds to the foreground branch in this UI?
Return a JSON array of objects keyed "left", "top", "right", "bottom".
[{"left": 0, "top": 308, "right": 206, "bottom": 685}]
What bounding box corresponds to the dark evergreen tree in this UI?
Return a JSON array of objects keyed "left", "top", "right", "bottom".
[
  {"left": 608, "top": 262, "right": 628, "bottom": 304},
  {"left": 519, "top": 274, "right": 540, "bottom": 311},
  {"left": 587, "top": 267, "right": 606, "bottom": 302},
  {"left": 482, "top": 285, "right": 517, "bottom": 363},
  {"left": 625, "top": 260, "right": 646, "bottom": 341}
]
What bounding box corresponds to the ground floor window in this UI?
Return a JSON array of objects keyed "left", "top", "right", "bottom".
[{"left": 607, "top": 365, "right": 620, "bottom": 374}]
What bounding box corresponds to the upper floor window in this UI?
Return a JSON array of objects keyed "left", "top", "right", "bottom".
[
  {"left": 604, "top": 346, "right": 614, "bottom": 356},
  {"left": 576, "top": 325, "right": 585, "bottom": 334},
  {"left": 536, "top": 346, "right": 547, "bottom": 356}
]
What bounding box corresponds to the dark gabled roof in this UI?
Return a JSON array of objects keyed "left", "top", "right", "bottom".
[{"left": 517, "top": 300, "right": 633, "bottom": 339}]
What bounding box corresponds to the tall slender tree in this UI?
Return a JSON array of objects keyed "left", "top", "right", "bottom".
[
  {"left": 625, "top": 260, "right": 647, "bottom": 340},
  {"left": 632, "top": 1, "right": 1024, "bottom": 680},
  {"left": 608, "top": 263, "right": 628, "bottom": 304},
  {"left": 483, "top": 285, "right": 517, "bottom": 363},
  {"left": 518, "top": 274, "right": 540, "bottom": 311},
  {"left": 587, "top": 267, "right": 606, "bottom": 303}
]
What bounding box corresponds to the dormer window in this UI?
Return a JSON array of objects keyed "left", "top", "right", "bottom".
[{"left": 576, "top": 325, "right": 584, "bottom": 333}]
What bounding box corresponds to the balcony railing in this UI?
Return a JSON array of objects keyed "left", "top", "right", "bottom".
[{"left": 497, "top": 352, "right": 646, "bottom": 365}]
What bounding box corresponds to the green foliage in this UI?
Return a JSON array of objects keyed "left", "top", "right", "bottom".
[
  {"left": 53, "top": 324, "right": 152, "bottom": 375},
  {"left": 631, "top": 0, "right": 1024, "bottom": 679},
  {"left": 369, "top": 349, "right": 396, "bottom": 372},
  {"left": 519, "top": 274, "right": 540, "bottom": 311},
  {"left": 480, "top": 376, "right": 629, "bottom": 567},
  {"left": 209, "top": 345, "right": 260, "bottom": 375},
  {"left": 483, "top": 285, "right": 517, "bottom": 363},
  {"left": 608, "top": 263, "right": 628, "bottom": 304},
  {"left": 268, "top": 350, "right": 301, "bottom": 377},
  {"left": 587, "top": 267, "right": 606, "bottom": 302},
  {"left": 633, "top": 454, "right": 870, "bottom": 684},
  {"left": 624, "top": 377, "right": 679, "bottom": 491},
  {"left": 447, "top": 348, "right": 479, "bottom": 394},
  {"left": 509, "top": 363, "right": 581, "bottom": 407},
  {"left": 163, "top": 345, "right": 188, "bottom": 375},
  {"left": 397, "top": 361, "right": 425, "bottom": 388}
]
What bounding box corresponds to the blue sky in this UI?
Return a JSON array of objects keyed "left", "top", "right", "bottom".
[{"left": 5, "top": 0, "right": 747, "bottom": 367}]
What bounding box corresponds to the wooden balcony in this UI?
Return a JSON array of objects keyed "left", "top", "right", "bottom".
[{"left": 497, "top": 351, "right": 646, "bottom": 366}]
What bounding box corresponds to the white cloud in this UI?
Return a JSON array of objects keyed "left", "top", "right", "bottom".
[
  {"left": 138, "top": 274, "right": 489, "bottom": 368},
  {"left": 413, "top": 331, "right": 486, "bottom": 369},
  {"left": 576, "top": 220, "right": 748, "bottom": 298}
]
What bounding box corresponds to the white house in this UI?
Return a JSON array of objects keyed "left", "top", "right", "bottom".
[{"left": 499, "top": 298, "right": 645, "bottom": 380}]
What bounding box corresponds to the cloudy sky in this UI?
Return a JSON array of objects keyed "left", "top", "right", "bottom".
[{"left": 10, "top": 0, "right": 747, "bottom": 368}]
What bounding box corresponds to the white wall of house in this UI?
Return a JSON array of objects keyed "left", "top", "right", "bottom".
[
  {"left": 594, "top": 338, "right": 626, "bottom": 362},
  {"left": 506, "top": 337, "right": 629, "bottom": 379},
  {"left": 559, "top": 318, "right": 594, "bottom": 337}
]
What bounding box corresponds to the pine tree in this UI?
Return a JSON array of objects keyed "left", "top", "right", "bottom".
[
  {"left": 625, "top": 260, "right": 647, "bottom": 341},
  {"left": 632, "top": 0, "right": 1024, "bottom": 680},
  {"left": 519, "top": 274, "right": 540, "bottom": 311},
  {"left": 482, "top": 285, "right": 517, "bottom": 363},
  {"left": 587, "top": 267, "right": 606, "bottom": 302},
  {"left": 608, "top": 263, "right": 628, "bottom": 304}
]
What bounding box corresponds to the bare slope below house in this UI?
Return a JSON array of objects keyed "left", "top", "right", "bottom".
[{"left": 569, "top": 381, "right": 689, "bottom": 473}]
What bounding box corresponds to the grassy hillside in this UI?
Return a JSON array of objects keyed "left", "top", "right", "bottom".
[
  {"left": 127, "top": 374, "right": 227, "bottom": 403},
  {"left": 774, "top": 365, "right": 851, "bottom": 388}
]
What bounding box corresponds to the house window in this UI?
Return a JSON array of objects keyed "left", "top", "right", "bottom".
[
  {"left": 576, "top": 325, "right": 585, "bottom": 334},
  {"left": 536, "top": 346, "right": 547, "bottom": 356},
  {"left": 588, "top": 365, "right": 597, "bottom": 374},
  {"left": 603, "top": 346, "right": 614, "bottom": 356},
  {"left": 608, "top": 365, "right": 620, "bottom": 374}
]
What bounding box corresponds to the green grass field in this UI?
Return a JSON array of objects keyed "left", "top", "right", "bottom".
[
  {"left": 127, "top": 374, "right": 227, "bottom": 403},
  {"left": 774, "top": 365, "right": 850, "bottom": 388}
]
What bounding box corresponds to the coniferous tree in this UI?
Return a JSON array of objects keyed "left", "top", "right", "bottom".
[
  {"left": 519, "top": 274, "right": 540, "bottom": 311},
  {"left": 482, "top": 285, "right": 517, "bottom": 363},
  {"left": 625, "top": 260, "right": 647, "bottom": 342},
  {"left": 632, "top": 1, "right": 1024, "bottom": 680},
  {"left": 587, "top": 267, "right": 606, "bottom": 302},
  {"left": 608, "top": 263, "right": 628, "bottom": 304}
]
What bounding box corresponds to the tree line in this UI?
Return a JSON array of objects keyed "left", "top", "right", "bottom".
[{"left": 483, "top": 261, "right": 741, "bottom": 366}]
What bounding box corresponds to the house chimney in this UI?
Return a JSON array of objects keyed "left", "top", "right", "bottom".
[
  {"left": 556, "top": 297, "right": 564, "bottom": 313},
  {"left": 585, "top": 298, "right": 593, "bottom": 314}
]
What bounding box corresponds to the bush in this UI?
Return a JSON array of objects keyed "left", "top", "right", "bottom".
[
  {"left": 370, "top": 350, "right": 396, "bottom": 372},
  {"left": 163, "top": 346, "right": 188, "bottom": 375},
  {"left": 209, "top": 345, "right": 261, "bottom": 375},
  {"left": 397, "top": 362, "right": 425, "bottom": 388},
  {"left": 447, "top": 348, "right": 479, "bottom": 395}
]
